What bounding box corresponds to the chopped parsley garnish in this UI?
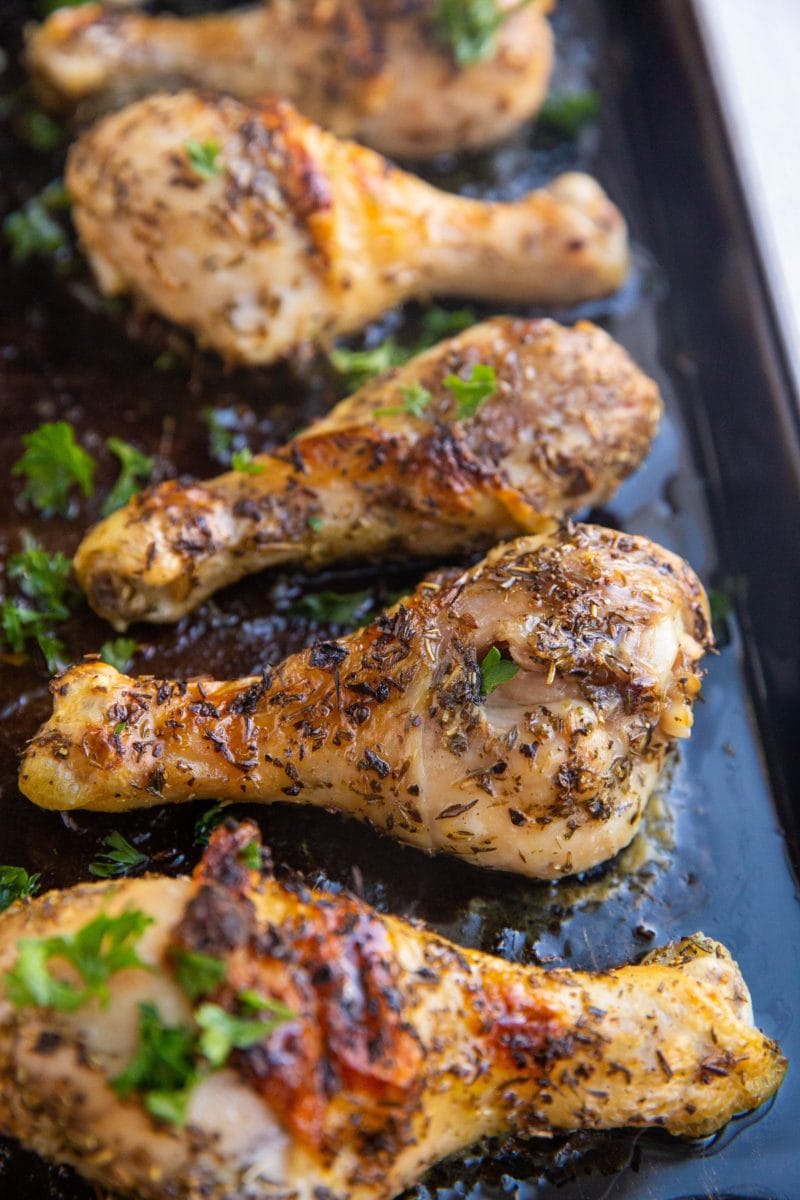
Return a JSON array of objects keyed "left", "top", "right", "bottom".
[
  {"left": 434, "top": 0, "right": 528, "bottom": 66},
  {"left": 193, "top": 803, "right": 226, "bottom": 847},
  {"left": 539, "top": 90, "right": 601, "bottom": 138},
  {"left": 238, "top": 990, "right": 295, "bottom": 1020},
  {"left": 195, "top": 1001, "right": 282, "bottom": 1067},
  {"left": 295, "top": 588, "right": 373, "bottom": 627},
  {"left": 1, "top": 532, "right": 79, "bottom": 672},
  {"left": 3, "top": 179, "right": 73, "bottom": 267},
  {"left": 19, "top": 109, "right": 64, "bottom": 153},
  {"left": 99, "top": 637, "right": 138, "bottom": 673},
  {"left": 479, "top": 645, "right": 520, "bottom": 696},
  {"left": 416, "top": 305, "right": 476, "bottom": 348},
  {"left": 7, "top": 532, "right": 75, "bottom": 619},
  {"left": 184, "top": 138, "right": 222, "bottom": 179},
  {"left": 239, "top": 840, "right": 262, "bottom": 870},
  {"left": 307, "top": 514, "right": 324, "bottom": 533},
  {"left": 0, "top": 866, "right": 41, "bottom": 913},
  {"left": 375, "top": 382, "right": 432, "bottom": 419},
  {"left": 173, "top": 949, "right": 227, "bottom": 1001},
  {"left": 102, "top": 437, "right": 155, "bottom": 516},
  {"left": 443, "top": 362, "right": 496, "bottom": 419},
  {"left": 329, "top": 338, "right": 408, "bottom": 391},
  {"left": 231, "top": 446, "right": 264, "bottom": 475},
  {"left": 13, "top": 420, "right": 95, "bottom": 516},
  {"left": 153, "top": 351, "right": 178, "bottom": 372},
  {"left": 89, "top": 832, "right": 148, "bottom": 879},
  {"left": 5, "top": 909, "right": 153, "bottom": 1011},
  {"left": 113, "top": 993, "right": 293, "bottom": 1124},
  {"left": 112, "top": 1002, "right": 199, "bottom": 1125}
]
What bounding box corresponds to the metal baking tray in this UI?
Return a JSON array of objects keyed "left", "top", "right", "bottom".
[{"left": 1, "top": 0, "right": 798, "bottom": 1196}]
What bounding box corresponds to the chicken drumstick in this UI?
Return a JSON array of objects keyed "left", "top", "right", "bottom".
[
  {"left": 28, "top": 0, "right": 555, "bottom": 160},
  {"left": 0, "top": 821, "right": 785, "bottom": 1200},
  {"left": 74, "top": 317, "right": 661, "bottom": 630},
  {"left": 21, "top": 525, "right": 711, "bottom": 879},
  {"left": 65, "top": 91, "right": 629, "bottom": 364}
]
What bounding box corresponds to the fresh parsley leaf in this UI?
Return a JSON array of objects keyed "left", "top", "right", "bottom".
[
  {"left": 3, "top": 179, "right": 73, "bottom": 267},
  {"left": 89, "top": 832, "right": 148, "bottom": 879},
  {"left": 231, "top": 446, "right": 264, "bottom": 475},
  {"left": 102, "top": 437, "right": 155, "bottom": 516},
  {"left": 329, "top": 338, "right": 408, "bottom": 390},
  {"left": 237, "top": 990, "right": 295, "bottom": 1021},
  {"left": 185, "top": 138, "right": 222, "bottom": 179},
  {"left": 5, "top": 909, "right": 153, "bottom": 1011},
  {"left": 539, "top": 90, "right": 601, "bottom": 138},
  {"left": 7, "top": 533, "right": 75, "bottom": 621},
  {"left": 99, "top": 637, "right": 138, "bottom": 673},
  {"left": 480, "top": 645, "right": 520, "bottom": 696},
  {"left": 1, "top": 533, "right": 78, "bottom": 672},
  {"left": 239, "top": 840, "right": 261, "bottom": 870},
  {"left": 0, "top": 602, "right": 67, "bottom": 673},
  {"left": 112, "top": 1001, "right": 199, "bottom": 1125},
  {"left": 12, "top": 420, "right": 95, "bottom": 516},
  {"left": 195, "top": 1001, "right": 288, "bottom": 1068},
  {"left": 416, "top": 305, "right": 476, "bottom": 349},
  {"left": 193, "top": 803, "right": 226, "bottom": 847},
  {"left": 19, "top": 109, "right": 63, "bottom": 153},
  {"left": 173, "top": 949, "right": 227, "bottom": 1001},
  {"left": 295, "top": 588, "right": 373, "bottom": 627},
  {"left": 0, "top": 866, "right": 41, "bottom": 913},
  {"left": 307, "top": 514, "right": 323, "bottom": 533},
  {"left": 443, "top": 362, "right": 496, "bottom": 419},
  {"left": 434, "top": 0, "right": 526, "bottom": 66},
  {"left": 153, "top": 351, "right": 177, "bottom": 371},
  {"left": 375, "top": 382, "right": 432, "bottom": 419}
]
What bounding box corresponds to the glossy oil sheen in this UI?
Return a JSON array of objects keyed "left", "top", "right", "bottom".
[{"left": 0, "top": 1, "right": 799, "bottom": 1198}]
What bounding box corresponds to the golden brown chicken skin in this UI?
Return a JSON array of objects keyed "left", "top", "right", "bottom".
[
  {"left": 21, "top": 525, "right": 711, "bottom": 879},
  {"left": 65, "top": 91, "right": 629, "bottom": 364},
  {"left": 74, "top": 317, "right": 661, "bottom": 630},
  {"left": 28, "top": 0, "right": 555, "bottom": 160},
  {"left": 0, "top": 822, "right": 786, "bottom": 1200}
]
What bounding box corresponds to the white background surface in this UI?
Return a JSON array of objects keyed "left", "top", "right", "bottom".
[{"left": 696, "top": 0, "right": 800, "bottom": 394}]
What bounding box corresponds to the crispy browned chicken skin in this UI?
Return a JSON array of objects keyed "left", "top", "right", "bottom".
[
  {"left": 74, "top": 317, "right": 662, "bottom": 630},
  {"left": 65, "top": 91, "right": 629, "bottom": 364},
  {"left": 0, "top": 822, "right": 786, "bottom": 1200},
  {"left": 28, "top": 0, "right": 555, "bottom": 160},
  {"left": 22, "top": 525, "right": 711, "bottom": 878}
]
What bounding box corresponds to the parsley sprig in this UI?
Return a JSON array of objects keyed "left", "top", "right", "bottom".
[
  {"left": 231, "top": 446, "right": 264, "bottom": 475},
  {"left": 5, "top": 910, "right": 153, "bottom": 1011},
  {"left": 444, "top": 362, "right": 497, "bottom": 419},
  {"left": 295, "top": 588, "right": 374, "bottom": 627},
  {"left": 1, "top": 532, "right": 79, "bottom": 672},
  {"left": 3, "top": 179, "right": 73, "bottom": 268},
  {"left": 100, "top": 637, "right": 139, "bottom": 673},
  {"left": 480, "top": 645, "right": 520, "bottom": 696},
  {"left": 89, "top": 832, "right": 149, "bottom": 879},
  {"left": 330, "top": 305, "right": 477, "bottom": 390},
  {"left": 13, "top": 420, "right": 95, "bottom": 517},
  {"left": 102, "top": 437, "right": 154, "bottom": 516},
  {"left": 184, "top": 139, "right": 222, "bottom": 179},
  {"left": 375, "top": 382, "right": 432, "bottom": 420},
  {"left": 539, "top": 90, "right": 601, "bottom": 138},
  {"left": 0, "top": 866, "right": 41, "bottom": 913},
  {"left": 433, "top": 0, "right": 530, "bottom": 66}
]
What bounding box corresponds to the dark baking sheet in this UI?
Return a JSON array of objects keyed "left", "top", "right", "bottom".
[{"left": 1, "top": 1, "right": 799, "bottom": 1197}]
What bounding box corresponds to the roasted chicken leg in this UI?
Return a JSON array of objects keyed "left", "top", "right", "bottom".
[
  {"left": 21, "top": 525, "right": 711, "bottom": 879},
  {"left": 74, "top": 317, "right": 661, "bottom": 630},
  {"left": 0, "top": 821, "right": 786, "bottom": 1200},
  {"left": 65, "top": 91, "right": 629, "bottom": 364},
  {"left": 28, "top": 0, "right": 555, "bottom": 160}
]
